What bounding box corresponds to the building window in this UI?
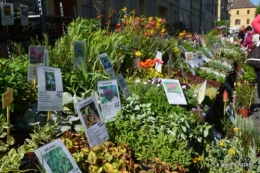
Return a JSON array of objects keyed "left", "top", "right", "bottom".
[
  {"left": 247, "top": 10, "right": 250, "bottom": 14},
  {"left": 235, "top": 19, "right": 240, "bottom": 25},
  {"left": 247, "top": 19, "right": 250, "bottom": 24},
  {"left": 237, "top": 10, "right": 239, "bottom": 15}
]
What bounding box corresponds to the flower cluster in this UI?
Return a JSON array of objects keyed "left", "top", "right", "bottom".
[
  {"left": 179, "top": 30, "right": 192, "bottom": 39},
  {"left": 191, "top": 105, "right": 209, "bottom": 118},
  {"left": 138, "top": 58, "right": 163, "bottom": 68}
]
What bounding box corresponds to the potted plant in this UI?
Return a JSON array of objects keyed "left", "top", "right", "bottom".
[{"left": 234, "top": 80, "right": 256, "bottom": 117}]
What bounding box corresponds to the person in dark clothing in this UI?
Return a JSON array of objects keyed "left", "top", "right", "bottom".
[{"left": 237, "top": 25, "right": 245, "bottom": 44}]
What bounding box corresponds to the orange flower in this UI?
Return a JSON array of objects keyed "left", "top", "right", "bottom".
[{"left": 223, "top": 89, "right": 229, "bottom": 102}]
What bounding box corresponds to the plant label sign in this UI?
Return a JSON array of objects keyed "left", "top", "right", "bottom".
[
  {"left": 198, "top": 80, "right": 207, "bottom": 104},
  {"left": 200, "top": 37, "right": 206, "bottom": 47},
  {"left": 27, "top": 46, "right": 46, "bottom": 83},
  {"left": 2, "top": 88, "right": 13, "bottom": 109},
  {"left": 161, "top": 79, "right": 187, "bottom": 105},
  {"left": 37, "top": 66, "right": 63, "bottom": 111},
  {"left": 75, "top": 96, "right": 109, "bottom": 147},
  {"left": 185, "top": 52, "right": 198, "bottom": 68},
  {"left": 197, "top": 51, "right": 203, "bottom": 66},
  {"left": 35, "top": 138, "right": 82, "bottom": 173},
  {"left": 1, "top": 3, "right": 14, "bottom": 26},
  {"left": 117, "top": 74, "right": 131, "bottom": 99},
  {"left": 73, "top": 41, "right": 86, "bottom": 70},
  {"left": 155, "top": 51, "right": 162, "bottom": 73},
  {"left": 98, "top": 80, "right": 121, "bottom": 122},
  {"left": 204, "top": 47, "right": 213, "bottom": 58},
  {"left": 20, "top": 4, "right": 28, "bottom": 26},
  {"left": 202, "top": 54, "right": 211, "bottom": 63},
  {"left": 226, "top": 105, "right": 234, "bottom": 124},
  {"left": 98, "top": 53, "right": 116, "bottom": 79}
]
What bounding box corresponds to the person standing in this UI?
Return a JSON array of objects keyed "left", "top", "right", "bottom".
[
  {"left": 251, "top": 15, "right": 260, "bottom": 98},
  {"left": 242, "top": 26, "right": 253, "bottom": 52},
  {"left": 237, "top": 25, "right": 245, "bottom": 44}
]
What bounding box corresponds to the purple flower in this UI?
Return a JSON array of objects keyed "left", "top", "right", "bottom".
[
  {"left": 201, "top": 112, "right": 206, "bottom": 117},
  {"left": 192, "top": 108, "right": 196, "bottom": 112}
]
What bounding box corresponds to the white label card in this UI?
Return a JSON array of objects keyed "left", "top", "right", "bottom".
[
  {"left": 116, "top": 74, "right": 131, "bottom": 99},
  {"left": 97, "top": 79, "right": 121, "bottom": 122},
  {"left": 98, "top": 53, "right": 116, "bottom": 79},
  {"left": 1, "top": 3, "right": 14, "bottom": 26},
  {"left": 161, "top": 79, "right": 187, "bottom": 105},
  {"left": 75, "top": 96, "right": 109, "bottom": 148},
  {"left": 155, "top": 51, "right": 162, "bottom": 73},
  {"left": 37, "top": 66, "right": 63, "bottom": 111},
  {"left": 34, "top": 138, "right": 82, "bottom": 173}
]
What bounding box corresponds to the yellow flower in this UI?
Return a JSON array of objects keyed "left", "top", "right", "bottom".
[
  {"left": 148, "top": 17, "right": 153, "bottom": 21},
  {"left": 122, "top": 7, "right": 127, "bottom": 12},
  {"left": 228, "top": 149, "right": 235, "bottom": 155},
  {"left": 131, "top": 9, "right": 136, "bottom": 14},
  {"left": 135, "top": 51, "right": 142, "bottom": 57},
  {"left": 219, "top": 140, "right": 225, "bottom": 147},
  {"left": 192, "top": 158, "right": 198, "bottom": 163},
  {"left": 161, "top": 28, "right": 166, "bottom": 33},
  {"left": 157, "top": 18, "right": 162, "bottom": 23},
  {"left": 234, "top": 127, "right": 239, "bottom": 132}
]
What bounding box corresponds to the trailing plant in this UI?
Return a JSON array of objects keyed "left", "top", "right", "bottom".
[{"left": 0, "top": 114, "right": 14, "bottom": 152}]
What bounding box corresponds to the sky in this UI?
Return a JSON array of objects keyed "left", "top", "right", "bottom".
[{"left": 252, "top": 0, "right": 260, "bottom": 6}]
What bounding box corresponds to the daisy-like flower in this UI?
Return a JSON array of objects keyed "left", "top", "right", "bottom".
[
  {"left": 228, "top": 149, "right": 235, "bottom": 155},
  {"left": 233, "top": 127, "right": 239, "bottom": 132}
]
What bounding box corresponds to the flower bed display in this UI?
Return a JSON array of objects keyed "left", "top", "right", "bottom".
[{"left": 1, "top": 6, "right": 260, "bottom": 173}]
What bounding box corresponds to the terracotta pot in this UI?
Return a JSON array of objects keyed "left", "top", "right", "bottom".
[{"left": 239, "top": 108, "right": 249, "bottom": 117}]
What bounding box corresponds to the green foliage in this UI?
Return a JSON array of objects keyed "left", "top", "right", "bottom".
[
  {"left": 0, "top": 56, "right": 37, "bottom": 114},
  {"left": 242, "top": 64, "right": 256, "bottom": 82},
  {"left": 61, "top": 131, "right": 138, "bottom": 173},
  {"left": 255, "top": 5, "right": 260, "bottom": 16},
  {"left": 0, "top": 114, "right": 14, "bottom": 152}
]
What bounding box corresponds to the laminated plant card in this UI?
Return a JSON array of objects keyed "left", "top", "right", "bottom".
[
  {"left": 134, "top": 57, "right": 140, "bottom": 69},
  {"left": 226, "top": 105, "right": 234, "bottom": 124},
  {"left": 73, "top": 41, "right": 86, "bottom": 70},
  {"left": 35, "top": 138, "right": 82, "bottom": 173},
  {"left": 133, "top": 35, "right": 141, "bottom": 47},
  {"left": 98, "top": 53, "right": 116, "bottom": 79},
  {"left": 155, "top": 51, "right": 163, "bottom": 73},
  {"left": 200, "top": 37, "right": 206, "bottom": 47},
  {"left": 197, "top": 51, "right": 203, "bottom": 66},
  {"left": 185, "top": 52, "right": 198, "bottom": 68},
  {"left": 116, "top": 74, "right": 131, "bottom": 99},
  {"left": 75, "top": 96, "right": 109, "bottom": 147},
  {"left": 20, "top": 4, "right": 28, "bottom": 26},
  {"left": 204, "top": 47, "right": 213, "bottom": 58},
  {"left": 37, "top": 66, "right": 63, "bottom": 111},
  {"left": 202, "top": 53, "right": 211, "bottom": 63},
  {"left": 27, "top": 46, "right": 45, "bottom": 83},
  {"left": 161, "top": 79, "right": 187, "bottom": 105},
  {"left": 213, "top": 43, "right": 220, "bottom": 54},
  {"left": 198, "top": 80, "right": 207, "bottom": 104},
  {"left": 97, "top": 79, "right": 121, "bottom": 122},
  {"left": 1, "top": 3, "right": 14, "bottom": 26}
]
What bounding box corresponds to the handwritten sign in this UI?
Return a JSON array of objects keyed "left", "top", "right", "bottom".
[{"left": 2, "top": 88, "right": 13, "bottom": 109}]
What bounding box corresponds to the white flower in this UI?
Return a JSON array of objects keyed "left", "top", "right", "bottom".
[
  {"left": 135, "top": 79, "right": 141, "bottom": 83},
  {"left": 182, "top": 85, "right": 186, "bottom": 89},
  {"left": 143, "top": 81, "right": 148, "bottom": 85}
]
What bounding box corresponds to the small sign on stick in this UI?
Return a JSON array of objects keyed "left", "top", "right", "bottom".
[{"left": 2, "top": 88, "right": 13, "bottom": 109}]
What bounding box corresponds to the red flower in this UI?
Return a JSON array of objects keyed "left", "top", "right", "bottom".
[
  {"left": 154, "top": 58, "right": 163, "bottom": 64},
  {"left": 116, "top": 23, "right": 121, "bottom": 27}
]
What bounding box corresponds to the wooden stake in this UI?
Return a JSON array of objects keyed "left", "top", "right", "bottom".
[
  {"left": 33, "top": 78, "right": 36, "bottom": 88},
  {"left": 7, "top": 106, "right": 10, "bottom": 146},
  {"left": 47, "top": 111, "right": 51, "bottom": 121}
]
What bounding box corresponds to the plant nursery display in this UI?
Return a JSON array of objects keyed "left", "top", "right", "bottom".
[{"left": 1, "top": 4, "right": 260, "bottom": 173}]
